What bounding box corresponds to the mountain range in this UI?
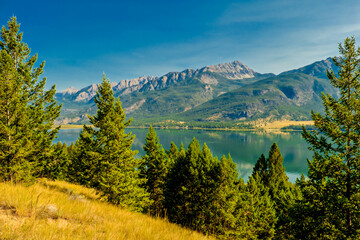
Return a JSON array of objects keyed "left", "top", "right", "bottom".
[{"left": 54, "top": 58, "right": 339, "bottom": 125}]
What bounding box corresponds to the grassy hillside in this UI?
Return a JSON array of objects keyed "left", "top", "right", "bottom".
[{"left": 0, "top": 179, "right": 213, "bottom": 240}]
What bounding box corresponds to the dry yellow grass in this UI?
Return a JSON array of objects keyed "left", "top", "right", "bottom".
[
  {"left": 0, "top": 179, "right": 214, "bottom": 240},
  {"left": 257, "top": 120, "right": 314, "bottom": 130}
]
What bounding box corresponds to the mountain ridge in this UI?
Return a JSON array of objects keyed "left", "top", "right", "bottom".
[
  {"left": 55, "top": 58, "right": 337, "bottom": 125},
  {"left": 56, "top": 60, "right": 260, "bottom": 103}
]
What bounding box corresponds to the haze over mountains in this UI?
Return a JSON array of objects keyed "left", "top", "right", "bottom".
[{"left": 55, "top": 58, "right": 339, "bottom": 125}]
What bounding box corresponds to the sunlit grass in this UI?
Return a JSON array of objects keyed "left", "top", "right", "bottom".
[{"left": 0, "top": 179, "right": 214, "bottom": 240}]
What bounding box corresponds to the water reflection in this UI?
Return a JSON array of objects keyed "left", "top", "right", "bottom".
[{"left": 55, "top": 128, "right": 312, "bottom": 181}]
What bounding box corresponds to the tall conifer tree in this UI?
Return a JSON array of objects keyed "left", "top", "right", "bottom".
[
  {"left": 165, "top": 138, "right": 220, "bottom": 233},
  {"left": 292, "top": 37, "right": 360, "bottom": 239},
  {"left": 74, "top": 75, "right": 150, "bottom": 212},
  {"left": 0, "top": 17, "right": 61, "bottom": 182},
  {"left": 251, "top": 143, "right": 297, "bottom": 238},
  {"left": 140, "top": 125, "right": 168, "bottom": 216}
]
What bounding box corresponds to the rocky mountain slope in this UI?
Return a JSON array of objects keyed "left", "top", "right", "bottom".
[
  {"left": 55, "top": 58, "right": 337, "bottom": 125},
  {"left": 178, "top": 73, "right": 338, "bottom": 121},
  {"left": 280, "top": 57, "right": 338, "bottom": 79},
  {"left": 55, "top": 61, "right": 269, "bottom": 124}
]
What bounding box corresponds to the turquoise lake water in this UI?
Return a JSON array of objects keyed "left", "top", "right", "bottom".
[{"left": 55, "top": 128, "right": 312, "bottom": 181}]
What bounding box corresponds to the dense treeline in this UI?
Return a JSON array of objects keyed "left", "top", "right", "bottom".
[
  {"left": 1, "top": 17, "right": 360, "bottom": 239},
  {"left": 131, "top": 119, "right": 251, "bottom": 130}
]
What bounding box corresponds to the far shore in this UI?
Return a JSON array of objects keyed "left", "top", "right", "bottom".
[{"left": 55, "top": 120, "right": 314, "bottom": 131}]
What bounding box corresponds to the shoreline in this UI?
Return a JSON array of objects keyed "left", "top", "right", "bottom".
[{"left": 55, "top": 120, "right": 314, "bottom": 132}]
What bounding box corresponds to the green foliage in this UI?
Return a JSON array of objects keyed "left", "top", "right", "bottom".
[
  {"left": 0, "top": 17, "right": 61, "bottom": 182},
  {"left": 211, "top": 155, "right": 240, "bottom": 237},
  {"left": 164, "top": 139, "right": 277, "bottom": 239},
  {"left": 251, "top": 143, "right": 298, "bottom": 238},
  {"left": 140, "top": 126, "right": 169, "bottom": 216},
  {"left": 240, "top": 174, "right": 277, "bottom": 239},
  {"left": 165, "top": 138, "right": 222, "bottom": 233},
  {"left": 42, "top": 142, "right": 71, "bottom": 180},
  {"left": 69, "top": 126, "right": 100, "bottom": 187},
  {"left": 280, "top": 125, "right": 316, "bottom": 131},
  {"left": 292, "top": 37, "right": 360, "bottom": 239},
  {"left": 72, "top": 75, "right": 150, "bottom": 212}
]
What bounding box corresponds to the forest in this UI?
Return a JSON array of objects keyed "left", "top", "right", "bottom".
[{"left": 1, "top": 17, "right": 360, "bottom": 239}]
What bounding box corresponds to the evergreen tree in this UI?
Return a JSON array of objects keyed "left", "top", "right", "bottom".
[
  {"left": 73, "top": 75, "right": 150, "bottom": 212},
  {"left": 251, "top": 143, "right": 297, "bottom": 238},
  {"left": 166, "top": 141, "right": 178, "bottom": 163},
  {"left": 165, "top": 138, "right": 220, "bottom": 233},
  {"left": 0, "top": 17, "right": 61, "bottom": 182},
  {"left": 0, "top": 48, "right": 31, "bottom": 182},
  {"left": 42, "top": 142, "right": 71, "bottom": 180},
  {"left": 240, "top": 174, "right": 277, "bottom": 239},
  {"left": 140, "top": 125, "right": 168, "bottom": 216},
  {"left": 292, "top": 37, "right": 360, "bottom": 239},
  {"left": 70, "top": 126, "right": 101, "bottom": 187},
  {"left": 211, "top": 154, "right": 243, "bottom": 238},
  {"left": 252, "top": 153, "right": 267, "bottom": 183}
]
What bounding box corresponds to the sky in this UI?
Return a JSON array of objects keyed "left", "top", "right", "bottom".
[{"left": 1, "top": 0, "right": 360, "bottom": 91}]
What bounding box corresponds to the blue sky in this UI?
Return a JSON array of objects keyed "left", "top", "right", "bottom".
[{"left": 1, "top": 0, "right": 360, "bottom": 91}]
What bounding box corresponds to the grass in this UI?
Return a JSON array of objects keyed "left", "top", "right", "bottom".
[
  {"left": 0, "top": 179, "right": 214, "bottom": 240},
  {"left": 258, "top": 120, "right": 314, "bottom": 129}
]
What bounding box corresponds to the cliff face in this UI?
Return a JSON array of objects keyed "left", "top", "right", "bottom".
[{"left": 201, "top": 60, "right": 256, "bottom": 80}]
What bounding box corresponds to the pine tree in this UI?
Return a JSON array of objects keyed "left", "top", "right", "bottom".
[
  {"left": 165, "top": 138, "right": 221, "bottom": 233},
  {"left": 42, "top": 142, "right": 71, "bottom": 180},
  {"left": 140, "top": 125, "right": 168, "bottom": 216},
  {"left": 251, "top": 143, "right": 297, "bottom": 238},
  {"left": 74, "top": 75, "right": 150, "bottom": 212},
  {"left": 211, "top": 154, "right": 243, "bottom": 238},
  {"left": 292, "top": 37, "right": 360, "bottom": 239},
  {"left": 0, "top": 17, "right": 61, "bottom": 182},
  {"left": 240, "top": 174, "right": 277, "bottom": 239},
  {"left": 166, "top": 141, "right": 178, "bottom": 164},
  {"left": 0, "top": 48, "right": 31, "bottom": 182},
  {"left": 70, "top": 126, "right": 101, "bottom": 187},
  {"left": 253, "top": 153, "right": 267, "bottom": 183}
]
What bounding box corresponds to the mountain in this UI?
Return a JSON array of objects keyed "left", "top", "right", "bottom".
[
  {"left": 178, "top": 73, "right": 338, "bottom": 121},
  {"left": 280, "top": 57, "right": 338, "bottom": 79},
  {"left": 55, "top": 58, "right": 337, "bottom": 125},
  {"left": 55, "top": 61, "right": 269, "bottom": 124}
]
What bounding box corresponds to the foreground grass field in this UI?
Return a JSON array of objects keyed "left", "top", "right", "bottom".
[{"left": 0, "top": 179, "right": 213, "bottom": 240}]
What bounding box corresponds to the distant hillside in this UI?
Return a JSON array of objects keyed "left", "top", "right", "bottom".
[
  {"left": 0, "top": 179, "right": 213, "bottom": 240},
  {"left": 280, "top": 57, "right": 339, "bottom": 79},
  {"left": 54, "top": 58, "right": 338, "bottom": 125},
  {"left": 55, "top": 61, "right": 270, "bottom": 124},
  {"left": 178, "top": 73, "right": 338, "bottom": 121}
]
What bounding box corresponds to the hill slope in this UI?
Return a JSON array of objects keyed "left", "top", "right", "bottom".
[
  {"left": 0, "top": 179, "right": 213, "bottom": 240},
  {"left": 55, "top": 61, "right": 269, "bottom": 124},
  {"left": 280, "top": 57, "right": 338, "bottom": 79},
  {"left": 54, "top": 58, "right": 338, "bottom": 125},
  {"left": 179, "top": 73, "right": 338, "bottom": 121}
]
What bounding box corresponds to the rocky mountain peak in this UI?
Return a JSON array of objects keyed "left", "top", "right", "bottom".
[
  {"left": 201, "top": 61, "right": 256, "bottom": 79},
  {"left": 61, "top": 86, "right": 79, "bottom": 95}
]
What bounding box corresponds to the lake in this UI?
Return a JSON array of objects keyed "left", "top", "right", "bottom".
[{"left": 55, "top": 128, "right": 312, "bottom": 182}]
